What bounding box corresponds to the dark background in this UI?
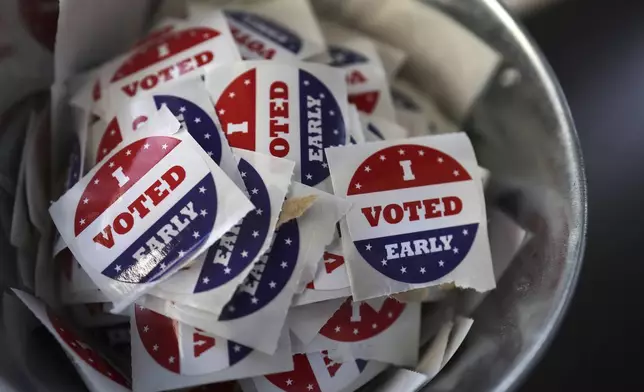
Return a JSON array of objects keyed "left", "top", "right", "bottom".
[{"left": 520, "top": 0, "right": 644, "bottom": 390}]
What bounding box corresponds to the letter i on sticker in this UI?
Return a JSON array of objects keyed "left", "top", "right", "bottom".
[{"left": 346, "top": 144, "right": 481, "bottom": 284}]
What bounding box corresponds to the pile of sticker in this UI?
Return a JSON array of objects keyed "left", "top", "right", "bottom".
[{"left": 13, "top": 1, "right": 532, "bottom": 392}]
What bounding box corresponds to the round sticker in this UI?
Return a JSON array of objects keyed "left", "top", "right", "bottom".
[
  {"left": 214, "top": 66, "right": 346, "bottom": 187},
  {"left": 264, "top": 352, "right": 367, "bottom": 392},
  {"left": 135, "top": 306, "right": 252, "bottom": 375},
  {"left": 74, "top": 136, "right": 217, "bottom": 284},
  {"left": 347, "top": 144, "right": 479, "bottom": 284},
  {"left": 224, "top": 10, "right": 302, "bottom": 58},
  {"left": 218, "top": 219, "right": 299, "bottom": 321},
  {"left": 318, "top": 298, "right": 405, "bottom": 342},
  {"left": 47, "top": 310, "right": 130, "bottom": 388},
  {"left": 327, "top": 45, "right": 369, "bottom": 67},
  {"left": 194, "top": 157, "right": 271, "bottom": 293}
]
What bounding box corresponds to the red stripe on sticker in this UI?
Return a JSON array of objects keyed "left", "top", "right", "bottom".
[
  {"left": 215, "top": 68, "right": 257, "bottom": 151},
  {"left": 135, "top": 306, "right": 181, "bottom": 374},
  {"left": 348, "top": 91, "right": 379, "bottom": 114}
]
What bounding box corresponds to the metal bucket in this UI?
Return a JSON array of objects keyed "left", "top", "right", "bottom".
[{"left": 0, "top": 0, "right": 586, "bottom": 391}]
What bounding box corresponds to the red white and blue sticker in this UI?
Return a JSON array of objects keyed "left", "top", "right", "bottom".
[
  {"left": 49, "top": 109, "right": 253, "bottom": 312},
  {"left": 205, "top": 61, "right": 348, "bottom": 190},
  {"left": 152, "top": 149, "right": 294, "bottom": 316},
  {"left": 100, "top": 10, "right": 240, "bottom": 115},
  {"left": 318, "top": 22, "right": 395, "bottom": 121},
  {"left": 14, "top": 290, "right": 131, "bottom": 392},
  {"left": 325, "top": 134, "right": 494, "bottom": 300},
  {"left": 132, "top": 305, "right": 294, "bottom": 392},
  {"left": 111, "top": 76, "right": 245, "bottom": 190},
  {"left": 139, "top": 183, "right": 349, "bottom": 355},
  {"left": 298, "top": 298, "right": 421, "bottom": 366},
  {"left": 250, "top": 351, "right": 372, "bottom": 392}
]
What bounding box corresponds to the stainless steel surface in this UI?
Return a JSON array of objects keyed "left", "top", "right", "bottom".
[{"left": 320, "top": 0, "right": 586, "bottom": 390}]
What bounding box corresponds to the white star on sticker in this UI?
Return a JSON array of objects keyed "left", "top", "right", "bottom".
[
  {"left": 286, "top": 379, "right": 294, "bottom": 386},
  {"left": 193, "top": 231, "right": 200, "bottom": 239},
  {"left": 387, "top": 312, "right": 393, "bottom": 318},
  {"left": 152, "top": 343, "right": 159, "bottom": 351},
  {"left": 365, "top": 244, "right": 372, "bottom": 251},
  {"left": 437, "top": 157, "right": 444, "bottom": 163},
  {"left": 234, "top": 345, "right": 241, "bottom": 352},
  {"left": 115, "top": 265, "right": 122, "bottom": 272},
  {"left": 83, "top": 197, "right": 89, "bottom": 204},
  {"left": 252, "top": 230, "right": 259, "bottom": 238},
  {"left": 329, "top": 110, "right": 335, "bottom": 115},
  {"left": 355, "top": 183, "right": 362, "bottom": 189},
  {"left": 353, "top": 328, "right": 359, "bottom": 335},
  {"left": 364, "top": 166, "right": 371, "bottom": 172},
  {"left": 179, "top": 106, "right": 186, "bottom": 113},
  {"left": 143, "top": 325, "right": 149, "bottom": 332},
  {"left": 224, "top": 267, "right": 231, "bottom": 274},
  {"left": 335, "top": 326, "right": 341, "bottom": 333},
  {"left": 305, "top": 173, "right": 313, "bottom": 180},
  {"left": 110, "top": 129, "right": 116, "bottom": 136},
  {"left": 204, "top": 133, "right": 211, "bottom": 139},
  {"left": 438, "top": 260, "right": 445, "bottom": 267},
  {"left": 125, "top": 150, "right": 132, "bottom": 156},
  {"left": 244, "top": 79, "right": 251, "bottom": 85},
  {"left": 207, "top": 151, "right": 213, "bottom": 156},
  {"left": 94, "top": 179, "right": 99, "bottom": 185},
  {"left": 381, "top": 259, "right": 388, "bottom": 266},
  {"left": 453, "top": 248, "right": 459, "bottom": 254},
  {"left": 251, "top": 297, "right": 258, "bottom": 304},
  {"left": 102, "top": 148, "right": 107, "bottom": 154},
  {"left": 463, "top": 229, "right": 469, "bottom": 236},
  {"left": 322, "top": 162, "right": 328, "bottom": 168},
  {"left": 304, "top": 80, "right": 310, "bottom": 86},
  {"left": 280, "top": 261, "right": 288, "bottom": 268},
  {"left": 79, "top": 218, "right": 86, "bottom": 226},
  {"left": 199, "top": 186, "right": 206, "bottom": 193},
  {"left": 144, "top": 143, "right": 150, "bottom": 149},
  {"left": 307, "top": 384, "right": 314, "bottom": 391},
  {"left": 379, "top": 154, "right": 386, "bottom": 161},
  {"left": 398, "top": 149, "right": 405, "bottom": 155},
  {"left": 162, "top": 143, "right": 168, "bottom": 150},
  {"left": 108, "top": 161, "right": 115, "bottom": 168},
  {"left": 400, "top": 266, "right": 407, "bottom": 273},
  {"left": 420, "top": 267, "right": 426, "bottom": 274},
  {"left": 241, "top": 171, "right": 247, "bottom": 177},
  {"left": 139, "top": 305, "right": 145, "bottom": 311},
  {"left": 200, "top": 209, "right": 208, "bottom": 217},
  {"left": 333, "top": 129, "right": 338, "bottom": 135},
  {"left": 168, "top": 356, "right": 175, "bottom": 364},
  {"left": 372, "top": 323, "right": 378, "bottom": 329},
  {"left": 269, "top": 281, "right": 276, "bottom": 288},
  {"left": 453, "top": 170, "right": 460, "bottom": 176},
  {"left": 419, "top": 150, "right": 425, "bottom": 156},
  {"left": 228, "top": 305, "right": 236, "bottom": 312},
  {"left": 178, "top": 250, "right": 186, "bottom": 258},
  {"left": 229, "top": 92, "right": 236, "bottom": 98},
  {"left": 285, "top": 238, "right": 292, "bottom": 245},
  {"left": 202, "top": 277, "right": 210, "bottom": 284},
  {"left": 219, "top": 109, "right": 225, "bottom": 115},
  {"left": 256, "top": 208, "right": 263, "bottom": 215},
  {"left": 194, "top": 117, "right": 201, "bottom": 123},
  {"left": 160, "top": 263, "right": 167, "bottom": 270},
  {"left": 241, "top": 250, "right": 249, "bottom": 258},
  {"left": 251, "top": 188, "right": 259, "bottom": 194}
]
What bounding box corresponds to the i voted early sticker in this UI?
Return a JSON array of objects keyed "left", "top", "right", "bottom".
[
  {"left": 49, "top": 108, "right": 253, "bottom": 312},
  {"left": 132, "top": 305, "right": 293, "bottom": 392},
  {"left": 152, "top": 149, "right": 294, "bottom": 315},
  {"left": 99, "top": 10, "right": 241, "bottom": 115},
  {"left": 205, "top": 61, "right": 348, "bottom": 190},
  {"left": 325, "top": 133, "right": 495, "bottom": 300}
]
